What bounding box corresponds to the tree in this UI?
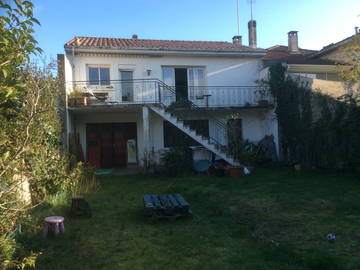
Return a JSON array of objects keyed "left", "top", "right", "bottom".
[
  {"left": 338, "top": 34, "right": 360, "bottom": 102},
  {"left": 0, "top": 2, "right": 88, "bottom": 269},
  {"left": 0, "top": 0, "right": 41, "bottom": 117}
]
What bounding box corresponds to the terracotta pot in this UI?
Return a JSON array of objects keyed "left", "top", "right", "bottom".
[
  {"left": 228, "top": 166, "right": 244, "bottom": 178},
  {"left": 258, "top": 99, "right": 269, "bottom": 106},
  {"left": 72, "top": 97, "right": 90, "bottom": 106}
]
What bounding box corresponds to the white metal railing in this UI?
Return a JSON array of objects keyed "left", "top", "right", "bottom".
[{"left": 66, "top": 80, "right": 272, "bottom": 107}]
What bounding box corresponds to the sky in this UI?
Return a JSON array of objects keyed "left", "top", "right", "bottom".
[{"left": 31, "top": 0, "right": 360, "bottom": 58}]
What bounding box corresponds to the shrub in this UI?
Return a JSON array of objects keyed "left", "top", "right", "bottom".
[{"left": 160, "top": 146, "right": 194, "bottom": 176}]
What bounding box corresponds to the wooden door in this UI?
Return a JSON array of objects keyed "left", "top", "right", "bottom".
[
  {"left": 100, "top": 126, "right": 113, "bottom": 168},
  {"left": 113, "top": 128, "right": 127, "bottom": 167},
  {"left": 87, "top": 129, "right": 101, "bottom": 169},
  {"left": 87, "top": 123, "right": 137, "bottom": 169}
]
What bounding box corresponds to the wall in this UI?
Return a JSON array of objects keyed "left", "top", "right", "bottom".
[
  {"left": 73, "top": 107, "right": 277, "bottom": 165},
  {"left": 73, "top": 109, "right": 144, "bottom": 164},
  {"left": 65, "top": 53, "right": 262, "bottom": 88},
  {"left": 66, "top": 51, "right": 278, "bottom": 163},
  {"left": 291, "top": 74, "right": 349, "bottom": 98}
]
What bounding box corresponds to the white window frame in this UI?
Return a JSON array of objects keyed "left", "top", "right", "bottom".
[
  {"left": 86, "top": 65, "right": 111, "bottom": 86},
  {"left": 161, "top": 66, "right": 207, "bottom": 100}
]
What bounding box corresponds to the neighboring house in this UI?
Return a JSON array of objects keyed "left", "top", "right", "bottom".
[
  {"left": 58, "top": 21, "right": 279, "bottom": 169},
  {"left": 262, "top": 30, "right": 360, "bottom": 98}
]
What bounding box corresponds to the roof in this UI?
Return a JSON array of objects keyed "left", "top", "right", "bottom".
[
  {"left": 263, "top": 45, "right": 335, "bottom": 65},
  {"left": 64, "top": 36, "right": 266, "bottom": 55},
  {"left": 310, "top": 34, "right": 358, "bottom": 59},
  {"left": 263, "top": 45, "right": 315, "bottom": 60}
]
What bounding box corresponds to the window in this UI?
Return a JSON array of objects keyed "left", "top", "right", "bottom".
[
  {"left": 163, "top": 120, "right": 209, "bottom": 147},
  {"left": 120, "top": 71, "right": 134, "bottom": 101},
  {"left": 162, "top": 68, "right": 175, "bottom": 86},
  {"left": 88, "top": 67, "right": 110, "bottom": 85}
]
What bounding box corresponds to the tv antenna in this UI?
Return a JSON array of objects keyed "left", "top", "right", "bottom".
[
  {"left": 236, "top": 0, "right": 240, "bottom": 35},
  {"left": 248, "top": 0, "right": 255, "bottom": 21}
]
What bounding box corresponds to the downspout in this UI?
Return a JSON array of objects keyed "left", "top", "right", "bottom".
[{"left": 65, "top": 45, "right": 76, "bottom": 152}]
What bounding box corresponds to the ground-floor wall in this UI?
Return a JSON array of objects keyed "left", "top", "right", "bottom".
[{"left": 68, "top": 106, "right": 279, "bottom": 168}]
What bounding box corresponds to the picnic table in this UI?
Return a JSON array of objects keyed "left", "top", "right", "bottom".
[{"left": 143, "top": 194, "right": 192, "bottom": 219}]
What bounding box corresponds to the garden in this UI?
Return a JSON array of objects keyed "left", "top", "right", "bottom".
[{"left": 16, "top": 167, "right": 360, "bottom": 270}]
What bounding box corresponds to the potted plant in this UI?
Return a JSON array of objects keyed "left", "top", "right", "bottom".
[
  {"left": 142, "top": 149, "right": 157, "bottom": 175},
  {"left": 226, "top": 123, "right": 258, "bottom": 177},
  {"left": 255, "top": 86, "right": 270, "bottom": 106},
  {"left": 228, "top": 166, "right": 245, "bottom": 178},
  {"left": 68, "top": 89, "right": 89, "bottom": 106}
]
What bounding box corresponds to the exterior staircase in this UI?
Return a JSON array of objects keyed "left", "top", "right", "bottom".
[{"left": 150, "top": 106, "right": 240, "bottom": 166}]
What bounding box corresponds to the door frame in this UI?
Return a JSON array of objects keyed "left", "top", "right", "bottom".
[
  {"left": 86, "top": 122, "right": 138, "bottom": 169},
  {"left": 161, "top": 66, "right": 207, "bottom": 101}
]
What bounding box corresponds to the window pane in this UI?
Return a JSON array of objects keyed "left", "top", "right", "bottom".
[
  {"left": 162, "top": 68, "right": 174, "bottom": 86},
  {"left": 120, "top": 71, "right": 133, "bottom": 100},
  {"left": 196, "top": 69, "right": 205, "bottom": 85},
  {"left": 99, "top": 68, "right": 110, "bottom": 85},
  {"left": 120, "top": 71, "right": 133, "bottom": 80},
  {"left": 89, "top": 67, "right": 99, "bottom": 85}
]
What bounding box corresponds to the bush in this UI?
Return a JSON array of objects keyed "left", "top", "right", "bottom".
[{"left": 160, "top": 146, "right": 194, "bottom": 176}]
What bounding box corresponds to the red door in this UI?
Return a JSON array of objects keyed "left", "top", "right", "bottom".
[
  {"left": 113, "top": 128, "right": 126, "bottom": 167},
  {"left": 87, "top": 123, "right": 137, "bottom": 169},
  {"left": 87, "top": 131, "right": 101, "bottom": 169},
  {"left": 100, "top": 126, "right": 113, "bottom": 168}
]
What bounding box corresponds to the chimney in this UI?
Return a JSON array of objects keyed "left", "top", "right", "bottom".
[
  {"left": 355, "top": 27, "right": 359, "bottom": 35},
  {"left": 288, "top": 31, "right": 299, "bottom": 54},
  {"left": 248, "top": 20, "right": 257, "bottom": 48},
  {"left": 132, "top": 34, "right": 138, "bottom": 39},
  {"left": 232, "top": 35, "right": 242, "bottom": 45}
]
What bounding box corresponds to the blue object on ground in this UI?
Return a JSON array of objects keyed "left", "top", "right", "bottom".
[
  {"left": 94, "top": 169, "right": 113, "bottom": 175},
  {"left": 194, "top": 160, "right": 211, "bottom": 172}
]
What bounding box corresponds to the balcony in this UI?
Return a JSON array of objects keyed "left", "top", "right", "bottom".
[{"left": 66, "top": 79, "right": 273, "bottom": 109}]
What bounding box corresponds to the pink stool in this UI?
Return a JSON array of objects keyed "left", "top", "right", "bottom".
[{"left": 43, "top": 216, "right": 65, "bottom": 238}]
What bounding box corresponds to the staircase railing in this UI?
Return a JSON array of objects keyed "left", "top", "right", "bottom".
[{"left": 156, "top": 81, "right": 230, "bottom": 155}]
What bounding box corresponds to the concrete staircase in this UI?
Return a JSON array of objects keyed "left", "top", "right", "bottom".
[{"left": 150, "top": 106, "right": 240, "bottom": 166}]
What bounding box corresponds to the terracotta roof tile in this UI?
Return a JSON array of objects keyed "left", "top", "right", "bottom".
[
  {"left": 263, "top": 45, "right": 316, "bottom": 60},
  {"left": 65, "top": 36, "right": 265, "bottom": 53},
  {"left": 263, "top": 45, "right": 335, "bottom": 65}
]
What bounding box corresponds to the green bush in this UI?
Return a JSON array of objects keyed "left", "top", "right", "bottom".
[{"left": 160, "top": 146, "right": 194, "bottom": 176}]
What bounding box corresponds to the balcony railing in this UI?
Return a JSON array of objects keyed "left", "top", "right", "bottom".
[{"left": 66, "top": 79, "right": 272, "bottom": 108}]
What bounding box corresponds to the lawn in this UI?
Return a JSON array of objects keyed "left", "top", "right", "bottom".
[{"left": 20, "top": 167, "right": 360, "bottom": 270}]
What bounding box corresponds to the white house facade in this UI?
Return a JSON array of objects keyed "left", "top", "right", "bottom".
[{"left": 60, "top": 31, "right": 279, "bottom": 169}]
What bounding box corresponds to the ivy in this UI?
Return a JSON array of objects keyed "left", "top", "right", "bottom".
[{"left": 268, "top": 64, "right": 360, "bottom": 171}]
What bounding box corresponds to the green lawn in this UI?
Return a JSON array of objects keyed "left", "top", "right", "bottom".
[{"left": 20, "top": 167, "right": 360, "bottom": 270}]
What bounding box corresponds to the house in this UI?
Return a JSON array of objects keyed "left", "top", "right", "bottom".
[
  {"left": 262, "top": 29, "right": 360, "bottom": 98},
  {"left": 58, "top": 20, "right": 279, "bottom": 169}
]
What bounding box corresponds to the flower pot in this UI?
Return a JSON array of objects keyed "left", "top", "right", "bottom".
[
  {"left": 258, "top": 99, "right": 269, "bottom": 106},
  {"left": 68, "top": 97, "right": 90, "bottom": 106},
  {"left": 228, "top": 166, "right": 244, "bottom": 178}
]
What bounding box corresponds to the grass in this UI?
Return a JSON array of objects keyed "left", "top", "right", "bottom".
[{"left": 18, "top": 167, "right": 360, "bottom": 270}]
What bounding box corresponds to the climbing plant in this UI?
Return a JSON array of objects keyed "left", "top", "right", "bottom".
[{"left": 267, "top": 64, "right": 360, "bottom": 171}]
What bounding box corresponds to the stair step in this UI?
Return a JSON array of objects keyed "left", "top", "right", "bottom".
[{"left": 149, "top": 106, "right": 238, "bottom": 166}]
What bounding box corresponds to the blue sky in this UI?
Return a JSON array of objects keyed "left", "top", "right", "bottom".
[{"left": 32, "top": 0, "right": 359, "bottom": 58}]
